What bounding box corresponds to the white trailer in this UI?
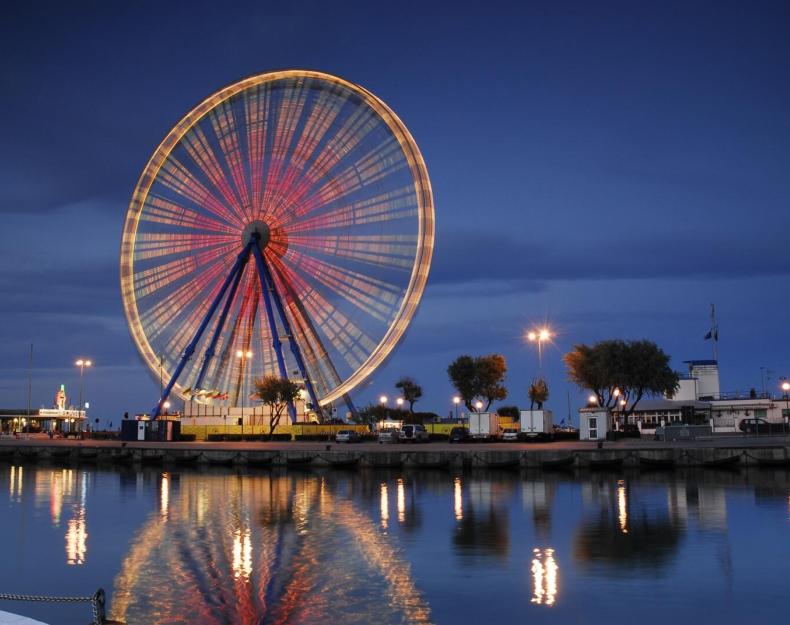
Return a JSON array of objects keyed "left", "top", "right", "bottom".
[
  {"left": 469, "top": 412, "right": 500, "bottom": 439},
  {"left": 520, "top": 410, "right": 553, "bottom": 437}
]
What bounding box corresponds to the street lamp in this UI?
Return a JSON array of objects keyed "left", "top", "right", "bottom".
[
  {"left": 163, "top": 401, "right": 171, "bottom": 415},
  {"left": 588, "top": 394, "right": 598, "bottom": 405},
  {"left": 475, "top": 400, "right": 483, "bottom": 413},
  {"left": 453, "top": 396, "right": 461, "bottom": 420},
  {"left": 379, "top": 395, "right": 389, "bottom": 420},
  {"left": 75, "top": 359, "right": 92, "bottom": 430},
  {"left": 781, "top": 380, "right": 790, "bottom": 431},
  {"left": 396, "top": 397, "right": 404, "bottom": 409},
  {"left": 237, "top": 350, "right": 252, "bottom": 436},
  {"left": 526, "top": 327, "right": 552, "bottom": 371}
]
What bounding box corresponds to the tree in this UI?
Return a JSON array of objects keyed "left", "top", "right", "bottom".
[
  {"left": 253, "top": 375, "right": 301, "bottom": 436},
  {"left": 564, "top": 339, "right": 679, "bottom": 418},
  {"left": 395, "top": 376, "right": 423, "bottom": 413},
  {"left": 448, "top": 354, "right": 508, "bottom": 411},
  {"left": 528, "top": 377, "right": 549, "bottom": 410}
]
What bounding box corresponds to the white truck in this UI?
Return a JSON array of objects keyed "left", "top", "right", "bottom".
[
  {"left": 468, "top": 412, "right": 500, "bottom": 439},
  {"left": 520, "top": 410, "right": 553, "bottom": 438}
]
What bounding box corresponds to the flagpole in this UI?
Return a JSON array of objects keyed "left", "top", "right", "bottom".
[{"left": 711, "top": 304, "right": 718, "bottom": 362}]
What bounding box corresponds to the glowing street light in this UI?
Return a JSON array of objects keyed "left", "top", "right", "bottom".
[
  {"left": 237, "top": 350, "right": 252, "bottom": 434},
  {"left": 396, "top": 397, "right": 404, "bottom": 408},
  {"left": 475, "top": 400, "right": 483, "bottom": 413},
  {"left": 588, "top": 394, "right": 598, "bottom": 405},
  {"left": 781, "top": 379, "right": 790, "bottom": 429},
  {"left": 75, "top": 359, "right": 92, "bottom": 430},
  {"left": 453, "top": 396, "right": 461, "bottom": 420},
  {"left": 526, "top": 327, "right": 553, "bottom": 371}
]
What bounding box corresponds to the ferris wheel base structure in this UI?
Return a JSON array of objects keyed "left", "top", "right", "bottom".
[{"left": 151, "top": 230, "right": 330, "bottom": 421}]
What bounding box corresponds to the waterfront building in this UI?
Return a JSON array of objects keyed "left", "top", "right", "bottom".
[{"left": 0, "top": 408, "right": 86, "bottom": 434}]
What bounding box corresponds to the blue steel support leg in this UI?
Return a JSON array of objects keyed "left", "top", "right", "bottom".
[
  {"left": 193, "top": 248, "right": 250, "bottom": 391},
  {"left": 250, "top": 238, "right": 297, "bottom": 422},
  {"left": 257, "top": 255, "right": 322, "bottom": 418},
  {"left": 151, "top": 244, "right": 253, "bottom": 419}
]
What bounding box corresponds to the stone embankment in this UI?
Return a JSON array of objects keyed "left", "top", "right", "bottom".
[{"left": 1, "top": 438, "right": 789, "bottom": 470}]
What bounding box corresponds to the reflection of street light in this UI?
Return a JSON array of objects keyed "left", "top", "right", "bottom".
[
  {"left": 237, "top": 350, "right": 252, "bottom": 435},
  {"left": 526, "top": 327, "right": 552, "bottom": 371},
  {"left": 75, "top": 359, "right": 92, "bottom": 428},
  {"left": 453, "top": 396, "right": 461, "bottom": 420}
]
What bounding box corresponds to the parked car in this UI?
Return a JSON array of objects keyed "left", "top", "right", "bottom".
[
  {"left": 502, "top": 428, "right": 519, "bottom": 441},
  {"left": 378, "top": 427, "right": 400, "bottom": 444},
  {"left": 335, "top": 429, "right": 361, "bottom": 443},
  {"left": 400, "top": 424, "right": 429, "bottom": 443},
  {"left": 449, "top": 427, "right": 471, "bottom": 443},
  {"left": 739, "top": 418, "right": 771, "bottom": 434}
]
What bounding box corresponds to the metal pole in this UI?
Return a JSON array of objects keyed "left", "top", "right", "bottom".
[
  {"left": 27, "top": 344, "right": 32, "bottom": 433},
  {"left": 78, "top": 364, "right": 84, "bottom": 432}
]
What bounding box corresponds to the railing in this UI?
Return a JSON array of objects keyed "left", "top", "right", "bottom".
[{"left": 0, "top": 588, "right": 108, "bottom": 624}]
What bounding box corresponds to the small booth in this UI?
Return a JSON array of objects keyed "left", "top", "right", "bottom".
[
  {"left": 121, "top": 416, "right": 181, "bottom": 441},
  {"left": 579, "top": 408, "right": 610, "bottom": 441}
]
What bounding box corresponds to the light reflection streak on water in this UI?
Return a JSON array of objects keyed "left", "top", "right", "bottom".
[
  {"left": 617, "top": 480, "right": 628, "bottom": 534},
  {"left": 454, "top": 477, "right": 463, "bottom": 521},
  {"left": 160, "top": 472, "right": 169, "bottom": 520},
  {"left": 397, "top": 479, "right": 406, "bottom": 523},
  {"left": 381, "top": 482, "right": 389, "bottom": 528},
  {"left": 531, "top": 548, "right": 558, "bottom": 606},
  {"left": 232, "top": 528, "right": 252, "bottom": 580},
  {"left": 9, "top": 465, "right": 23, "bottom": 501},
  {"left": 65, "top": 472, "right": 88, "bottom": 565}
]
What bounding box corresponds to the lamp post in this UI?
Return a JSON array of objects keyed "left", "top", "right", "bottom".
[
  {"left": 475, "top": 400, "right": 483, "bottom": 413},
  {"left": 781, "top": 380, "right": 790, "bottom": 432},
  {"left": 237, "top": 350, "right": 252, "bottom": 437},
  {"left": 163, "top": 401, "right": 171, "bottom": 416},
  {"left": 527, "top": 327, "right": 552, "bottom": 372},
  {"left": 453, "top": 396, "right": 461, "bottom": 421},
  {"left": 75, "top": 359, "right": 92, "bottom": 431}
]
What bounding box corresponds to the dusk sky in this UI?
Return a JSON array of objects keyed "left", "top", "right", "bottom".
[{"left": 2, "top": 0, "right": 789, "bottom": 424}]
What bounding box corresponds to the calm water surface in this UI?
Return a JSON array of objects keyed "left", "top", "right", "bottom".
[{"left": 1, "top": 463, "right": 789, "bottom": 624}]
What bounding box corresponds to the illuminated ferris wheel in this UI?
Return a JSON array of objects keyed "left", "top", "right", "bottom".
[{"left": 120, "top": 70, "right": 434, "bottom": 418}]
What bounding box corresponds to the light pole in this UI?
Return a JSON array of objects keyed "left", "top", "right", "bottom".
[
  {"left": 237, "top": 350, "right": 252, "bottom": 437},
  {"left": 75, "top": 359, "right": 92, "bottom": 431},
  {"left": 453, "top": 396, "right": 461, "bottom": 421},
  {"left": 781, "top": 380, "right": 790, "bottom": 432},
  {"left": 163, "top": 401, "right": 171, "bottom": 416},
  {"left": 380, "top": 395, "right": 388, "bottom": 421},
  {"left": 475, "top": 400, "right": 483, "bottom": 413},
  {"left": 527, "top": 327, "right": 552, "bottom": 372}
]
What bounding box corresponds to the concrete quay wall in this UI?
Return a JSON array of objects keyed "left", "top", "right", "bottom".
[{"left": 1, "top": 440, "right": 789, "bottom": 469}]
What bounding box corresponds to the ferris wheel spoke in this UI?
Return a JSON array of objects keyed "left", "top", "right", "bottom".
[
  {"left": 181, "top": 125, "right": 247, "bottom": 222},
  {"left": 157, "top": 156, "right": 243, "bottom": 228},
  {"left": 244, "top": 86, "right": 272, "bottom": 218},
  {"left": 133, "top": 233, "right": 235, "bottom": 262},
  {"left": 277, "top": 250, "right": 402, "bottom": 323},
  {"left": 287, "top": 185, "right": 418, "bottom": 233},
  {"left": 141, "top": 195, "right": 236, "bottom": 233},
  {"left": 259, "top": 80, "right": 311, "bottom": 221},
  {"left": 288, "top": 234, "right": 417, "bottom": 270},
  {"left": 208, "top": 100, "right": 252, "bottom": 221}
]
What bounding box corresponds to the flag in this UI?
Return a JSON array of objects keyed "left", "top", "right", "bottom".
[{"left": 704, "top": 331, "right": 712, "bottom": 340}]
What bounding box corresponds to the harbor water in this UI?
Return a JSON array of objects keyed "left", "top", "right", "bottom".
[{"left": 1, "top": 463, "right": 789, "bottom": 624}]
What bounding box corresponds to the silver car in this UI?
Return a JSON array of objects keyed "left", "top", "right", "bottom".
[
  {"left": 335, "top": 429, "right": 361, "bottom": 443},
  {"left": 377, "top": 427, "right": 400, "bottom": 444},
  {"left": 400, "top": 424, "right": 429, "bottom": 443}
]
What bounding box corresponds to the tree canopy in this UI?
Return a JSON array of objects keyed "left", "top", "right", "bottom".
[
  {"left": 254, "top": 375, "right": 301, "bottom": 435},
  {"left": 395, "top": 376, "right": 423, "bottom": 413},
  {"left": 563, "top": 339, "right": 679, "bottom": 417},
  {"left": 528, "top": 377, "right": 549, "bottom": 410},
  {"left": 447, "top": 354, "right": 508, "bottom": 411}
]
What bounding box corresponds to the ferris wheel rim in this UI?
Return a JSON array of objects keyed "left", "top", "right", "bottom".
[{"left": 120, "top": 69, "right": 434, "bottom": 407}]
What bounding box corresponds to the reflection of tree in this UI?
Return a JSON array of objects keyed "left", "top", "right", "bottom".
[
  {"left": 573, "top": 510, "right": 682, "bottom": 571},
  {"left": 453, "top": 480, "right": 510, "bottom": 559}
]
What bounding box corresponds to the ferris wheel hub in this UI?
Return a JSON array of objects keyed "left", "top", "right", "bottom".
[{"left": 241, "top": 220, "right": 270, "bottom": 249}]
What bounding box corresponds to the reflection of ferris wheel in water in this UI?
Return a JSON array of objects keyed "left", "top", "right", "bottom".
[{"left": 120, "top": 70, "right": 434, "bottom": 418}]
